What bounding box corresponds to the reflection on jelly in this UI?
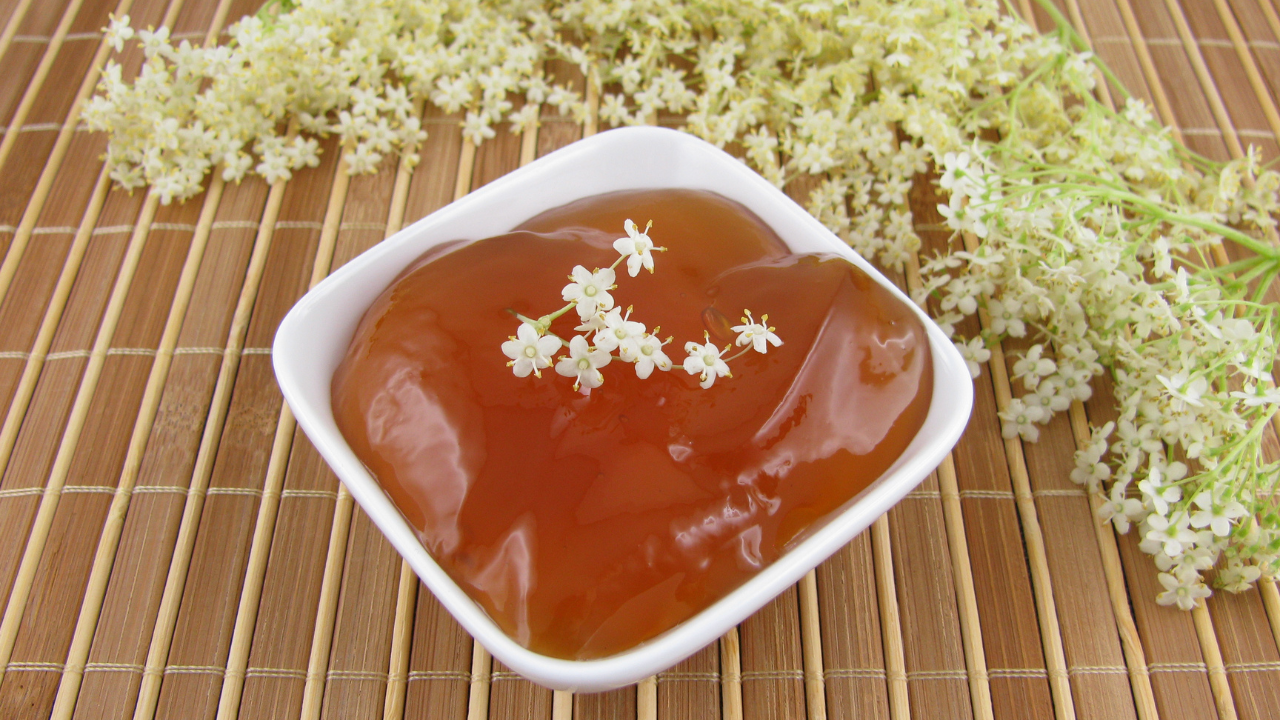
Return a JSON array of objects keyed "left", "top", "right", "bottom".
[{"left": 332, "top": 189, "right": 932, "bottom": 659}]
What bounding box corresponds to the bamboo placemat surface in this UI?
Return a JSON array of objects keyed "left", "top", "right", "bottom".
[{"left": 0, "top": 0, "right": 1277, "bottom": 718}]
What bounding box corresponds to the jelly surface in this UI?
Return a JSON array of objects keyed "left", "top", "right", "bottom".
[{"left": 331, "top": 189, "right": 932, "bottom": 659}]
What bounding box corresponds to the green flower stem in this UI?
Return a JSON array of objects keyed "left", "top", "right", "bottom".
[
  {"left": 985, "top": 178, "right": 1278, "bottom": 258},
  {"left": 508, "top": 302, "right": 578, "bottom": 336},
  {"left": 256, "top": 0, "right": 298, "bottom": 21},
  {"left": 1032, "top": 0, "right": 1132, "bottom": 104}
]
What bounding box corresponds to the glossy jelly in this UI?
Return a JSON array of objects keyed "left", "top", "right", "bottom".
[{"left": 332, "top": 189, "right": 932, "bottom": 659}]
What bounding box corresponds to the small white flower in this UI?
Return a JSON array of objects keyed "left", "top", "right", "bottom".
[
  {"left": 501, "top": 323, "right": 562, "bottom": 378},
  {"left": 683, "top": 340, "right": 731, "bottom": 389},
  {"left": 955, "top": 336, "right": 990, "bottom": 379},
  {"left": 561, "top": 265, "right": 615, "bottom": 319},
  {"left": 986, "top": 298, "right": 1025, "bottom": 337},
  {"left": 1156, "top": 570, "right": 1210, "bottom": 610},
  {"left": 1145, "top": 513, "right": 1197, "bottom": 557},
  {"left": 575, "top": 311, "right": 608, "bottom": 334},
  {"left": 1011, "top": 345, "right": 1056, "bottom": 390},
  {"left": 936, "top": 197, "right": 989, "bottom": 238},
  {"left": 1217, "top": 558, "right": 1261, "bottom": 593},
  {"left": 1229, "top": 384, "right": 1280, "bottom": 408},
  {"left": 999, "top": 397, "right": 1045, "bottom": 441},
  {"left": 105, "top": 14, "right": 134, "bottom": 52},
  {"left": 1096, "top": 484, "right": 1143, "bottom": 533},
  {"left": 1157, "top": 372, "right": 1208, "bottom": 409},
  {"left": 613, "top": 219, "right": 660, "bottom": 277},
  {"left": 632, "top": 334, "right": 673, "bottom": 379},
  {"left": 939, "top": 151, "right": 984, "bottom": 197},
  {"left": 555, "top": 335, "right": 611, "bottom": 393},
  {"left": 1138, "top": 464, "right": 1182, "bottom": 517},
  {"left": 1190, "top": 490, "right": 1246, "bottom": 537},
  {"left": 731, "top": 310, "right": 783, "bottom": 354},
  {"left": 1029, "top": 379, "right": 1069, "bottom": 416},
  {"left": 593, "top": 307, "right": 646, "bottom": 358},
  {"left": 1069, "top": 457, "right": 1110, "bottom": 493}
]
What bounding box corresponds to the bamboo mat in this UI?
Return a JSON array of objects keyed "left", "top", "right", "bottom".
[{"left": 0, "top": 0, "right": 1277, "bottom": 718}]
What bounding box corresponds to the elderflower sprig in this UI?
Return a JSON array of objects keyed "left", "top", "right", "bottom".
[{"left": 504, "top": 220, "right": 780, "bottom": 394}]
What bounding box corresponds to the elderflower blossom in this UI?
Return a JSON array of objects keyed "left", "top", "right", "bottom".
[
  {"left": 509, "top": 220, "right": 780, "bottom": 394},
  {"left": 1156, "top": 570, "right": 1212, "bottom": 611},
  {"left": 593, "top": 308, "right": 645, "bottom": 357},
  {"left": 632, "top": 334, "right": 673, "bottom": 379},
  {"left": 613, "top": 219, "right": 662, "bottom": 277},
  {"left": 501, "top": 323, "right": 561, "bottom": 378},
  {"left": 555, "top": 336, "right": 611, "bottom": 393},
  {"left": 86, "top": 0, "right": 1280, "bottom": 604},
  {"left": 731, "top": 311, "right": 783, "bottom": 354},
  {"left": 561, "top": 266, "right": 616, "bottom": 319},
  {"left": 683, "top": 340, "right": 732, "bottom": 389}
]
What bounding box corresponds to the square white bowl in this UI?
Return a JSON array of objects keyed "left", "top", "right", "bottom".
[{"left": 273, "top": 126, "right": 973, "bottom": 692}]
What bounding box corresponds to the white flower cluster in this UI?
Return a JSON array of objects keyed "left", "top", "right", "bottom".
[
  {"left": 86, "top": 0, "right": 1280, "bottom": 603},
  {"left": 923, "top": 130, "right": 1280, "bottom": 604},
  {"left": 87, "top": 0, "right": 568, "bottom": 202},
  {"left": 502, "top": 220, "right": 781, "bottom": 393}
]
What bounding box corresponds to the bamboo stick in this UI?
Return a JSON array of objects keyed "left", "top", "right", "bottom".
[
  {"left": 1211, "top": 0, "right": 1280, "bottom": 144},
  {"left": 1258, "top": 0, "right": 1280, "bottom": 51},
  {"left": 48, "top": 171, "right": 225, "bottom": 720},
  {"left": 519, "top": 105, "right": 540, "bottom": 167},
  {"left": 0, "top": 163, "right": 110, "bottom": 484},
  {"left": 959, "top": 230, "right": 1077, "bottom": 720},
  {"left": 937, "top": 460, "right": 995, "bottom": 720},
  {"left": 10, "top": 0, "right": 110, "bottom": 163},
  {"left": 0, "top": 190, "right": 160, "bottom": 689},
  {"left": 583, "top": 67, "right": 599, "bottom": 139},
  {"left": 798, "top": 569, "right": 828, "bottom": 720},
  {"left": 637, "top": 676, "right": 656, "bottom": 720},
  {"left": 453, "top": 140, "right": 477, "bottom": 207},
  {"left": 213, "top": 148, "right": 353, "bottom": 720},
  {"left": 0, "top": 0, "right": 88, "bottom": 173},
  {"left": 1112, "top": 0, "right": 1185, "bottom": 144},
  {"left": 0, "top": 0, "right": 35, "bottom": 70},
  {"left": 0, "top": 0, "right": 142, "bottom": 314},
  {"left": 549, "top": 689, "right": 571, "bottom": 720},
  {"left": 871, "top": 516, "right": 910, "bottom": 720},
  {"left": 1260, "top": 582, "right": 1280, "bottom": 672},
  {"left": 1191, "top": 604, "right": 1238, "bottom": 720},
  {"left": 466, "top": 643, "right": 492, "bottom": 720},
  {"left": 131, "top": 151, "right": 293, "bottom": 720},
  {"left": 1162, "top": 0, "right": 1244, "bottom": 158},
  {"left": 44, "top": 4, "right": 236, "bottom": 713},
  {"left": 1018, "top": 0, "right": 1038, "bottom": 30},
  {"left": 383, "top": 560, "right": 419, "bottom": 720},
  {"left": 1061, "top": 0, "right": 1116, "bottom": 110},
  {"left": 295, "top": 484, "right": 350, "bottom": 719},
  {"left": 1066, "top": 403, "right": 1159, "bottom": 720},
  {"left": 720, "top": 627, "right": 743, "bottom": 720},
  {"left": 1042, "top": 7, "right": 1160, "bottom": 719},
  {"left": 902, "top": 254, "right": 994, "bottom": 720}
]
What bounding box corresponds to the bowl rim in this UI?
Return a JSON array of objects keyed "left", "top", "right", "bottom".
[{"left": 274, "top": 126, "right": 973, "bottom": 692}]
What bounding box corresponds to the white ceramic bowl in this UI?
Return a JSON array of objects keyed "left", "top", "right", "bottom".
[{"left": 274, "top": 126, "right": 973, "bottom": 692}]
